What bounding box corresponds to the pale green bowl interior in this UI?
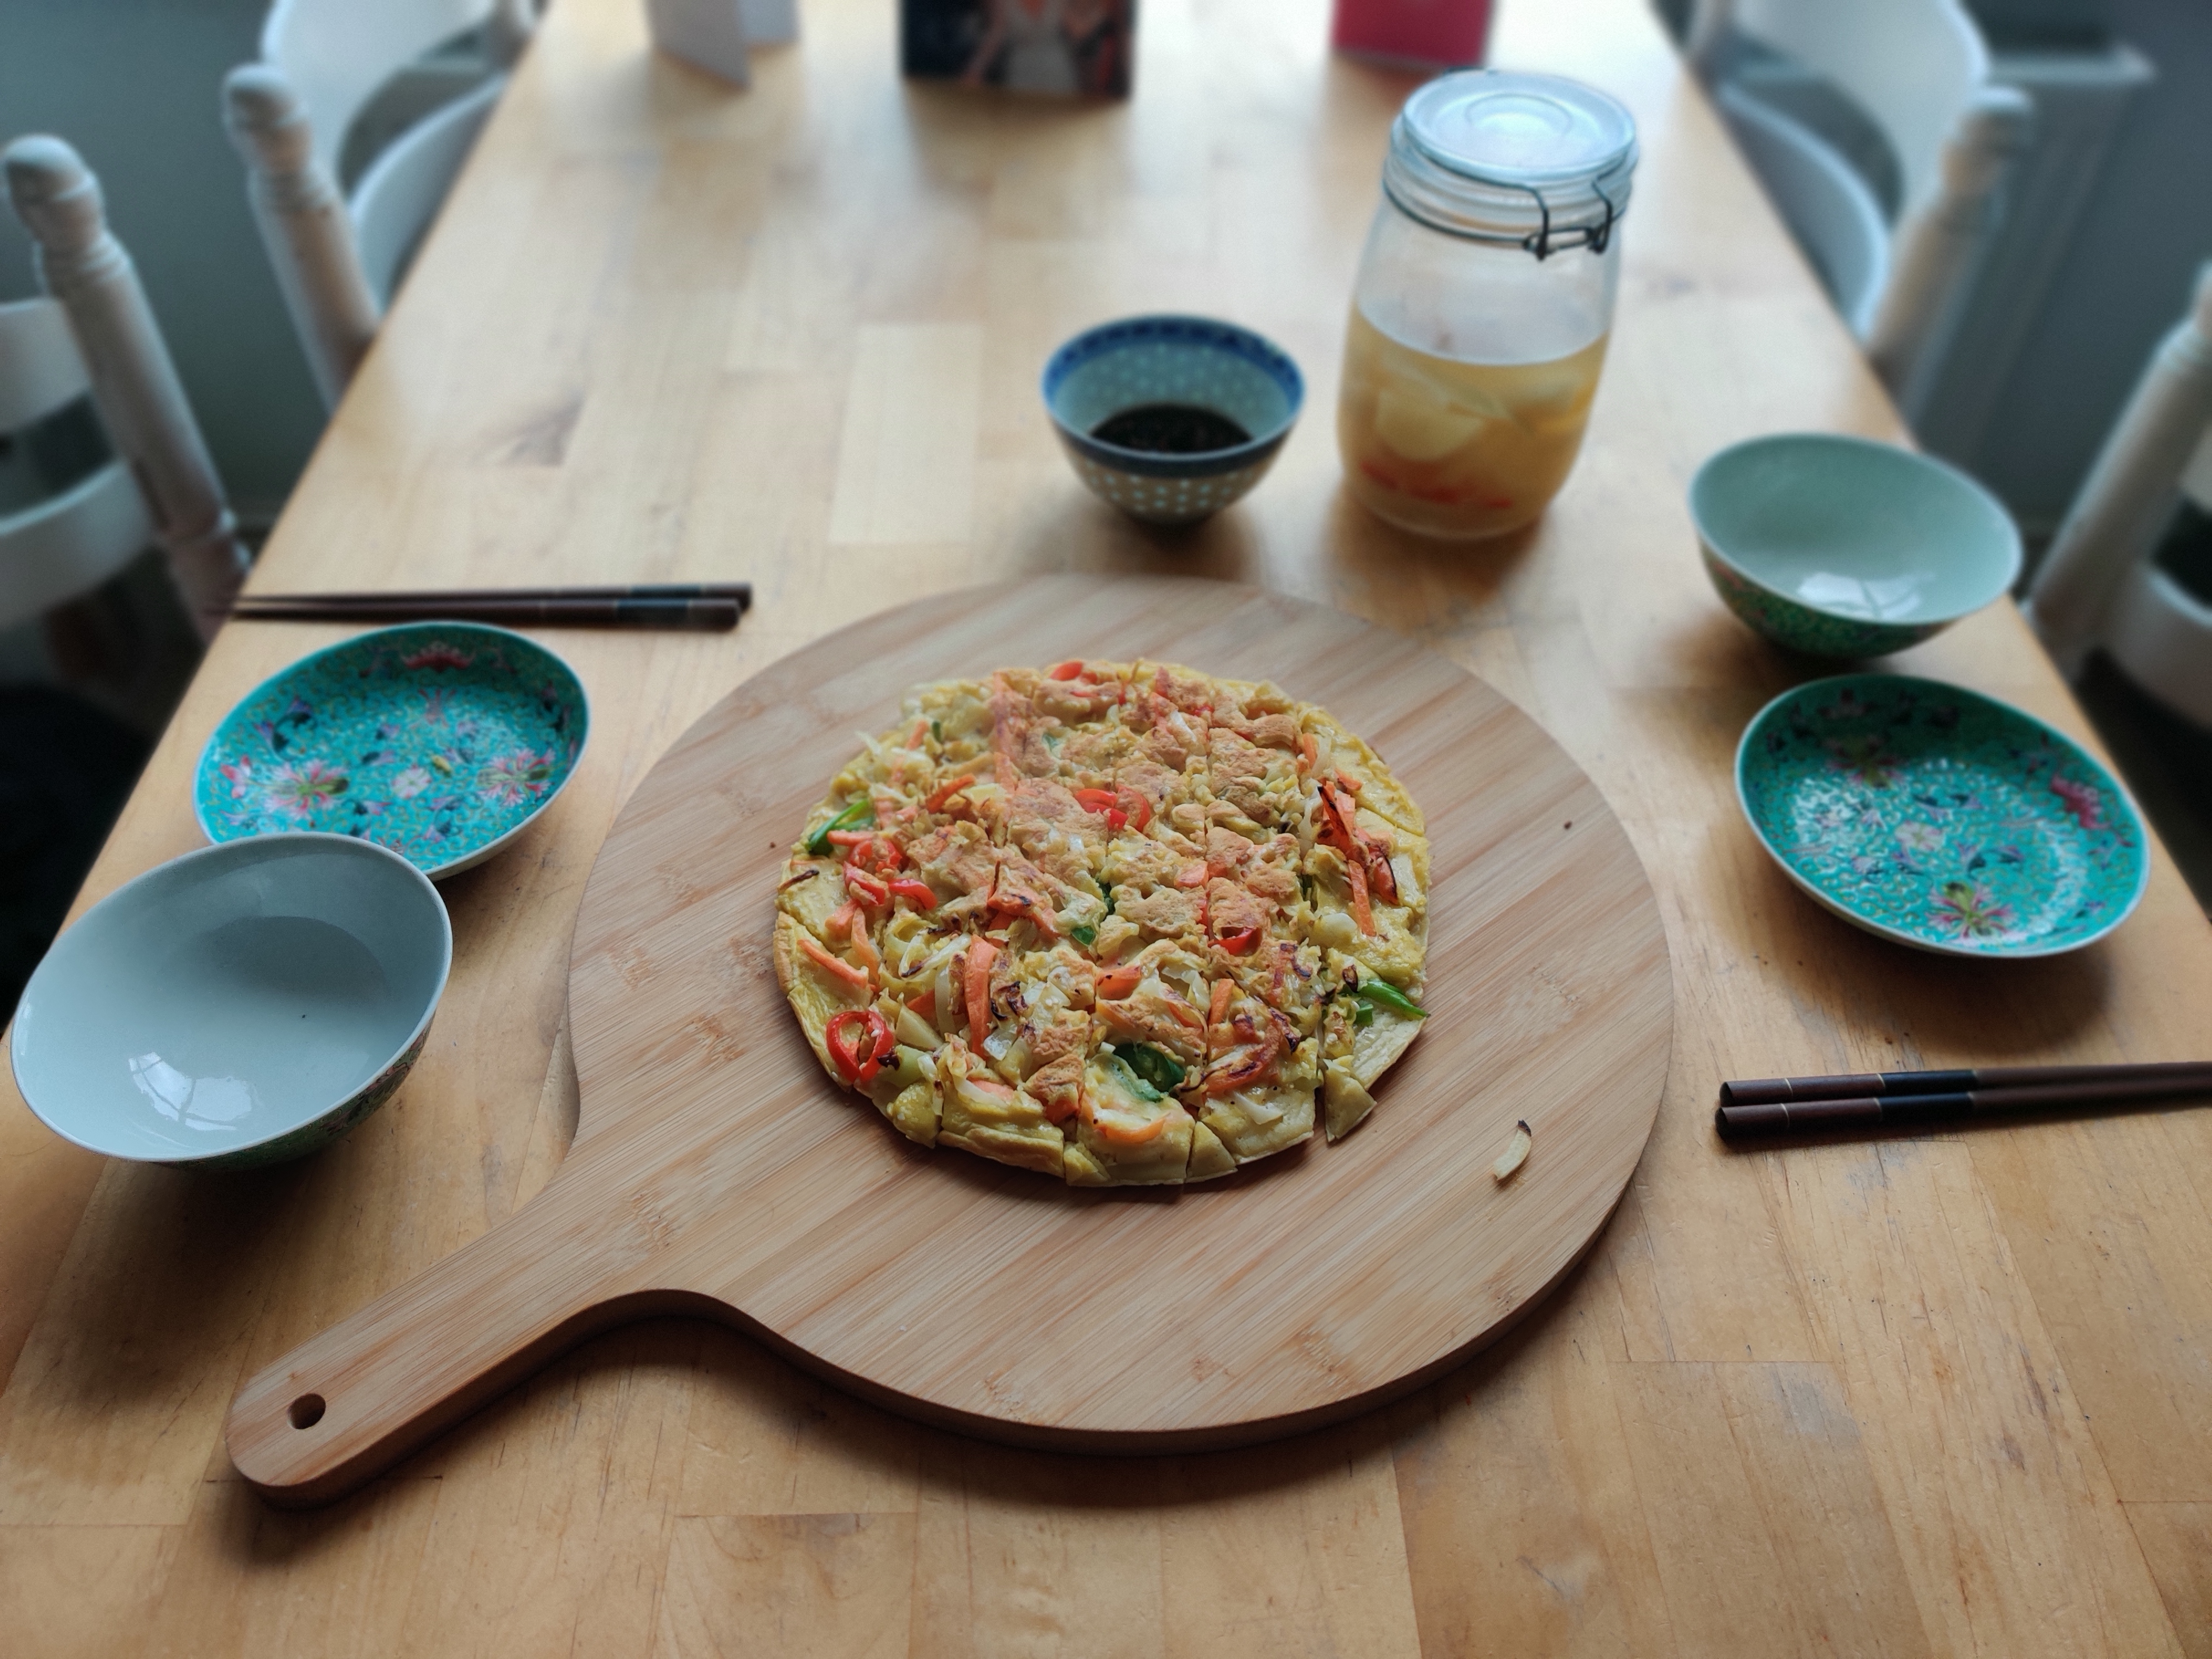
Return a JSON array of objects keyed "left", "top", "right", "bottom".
[
  {"left": 1692, "top": 435, "right": 2021, "bottom": 625},
  {"left": 11, "top": 835, "right": 450, "bottom": 1164}
]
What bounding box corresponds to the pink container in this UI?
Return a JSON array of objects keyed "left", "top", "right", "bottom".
[{"left": 1331, "top": 0, "right": 1493, "bottom": 68}]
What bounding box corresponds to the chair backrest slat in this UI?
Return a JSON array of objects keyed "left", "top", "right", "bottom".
[
  {"left": 0, "top": 296, "right": 92, "bottom": 434},
  {"left": 0, "top": 461, "right": 155, "bottom": 633},
  {"left": 1714, "top": 82, "right": 1889, "bottom": 337},
  {"left": 350, "top": 74, "right": 504, "bottom": 308},
  {"left": 1730, "top": 0, "right": 1987, "bottom": 218},
  {"left": 261, "top": 0, "right": 498, "bottom": 179}
]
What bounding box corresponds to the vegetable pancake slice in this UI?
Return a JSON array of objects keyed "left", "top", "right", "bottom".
[
  {"left": 937, "top": 1039, "right": 1065, "bottom": 1178},
  {"left": 1066, "top": 1050, "right": 1194, "bottom": 1186},
  {"left": 775, "top": 660, "right": 1427, "bottom": 1182}
]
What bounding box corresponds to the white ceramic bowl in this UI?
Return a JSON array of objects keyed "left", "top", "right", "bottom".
[
  {"left": 12, "top": 833, "right": 451, "bottom": 1169},
  {"left": 1691, "top": 433, "right": 2022, "bottom": 657}
]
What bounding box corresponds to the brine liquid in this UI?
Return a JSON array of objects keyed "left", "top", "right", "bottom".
[{"left": 1337, "top": 307, "right": 1608, "bottom": 540}]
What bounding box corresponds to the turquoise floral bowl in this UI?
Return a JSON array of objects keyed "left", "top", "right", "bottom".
[
  {"left": 1735, "top": 674, "right": 2148, "bottom": 957},
  {"left": 12, "top": 834, "right": 451, "bottom": 1169},
  {"left": 195, "top": 623, "right": 588, "bottom": 879},
  {"left": 1692, "top": 434, "right": 2021, "bottom": 658}
]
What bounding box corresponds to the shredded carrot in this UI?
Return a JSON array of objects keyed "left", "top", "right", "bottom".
[
  {"left": 906, "top": 988, "right": 937, "bottom": 1021},
  {"left": 826, "top": 900, "right": 855, "bottom": 940},
  {"left": 1335, "top": 768, "right": 1363, "bottom": 794},
  {"left": 1165, "top": 997, "right": 1205, "bottom": 1030},
  {"left": 1298, "top": 733, "right": 1318, "bottom": 772},
  {"left": 906, "top": 717, "right": 930, "bottom": 747},
  {"left": 1082, "top": 1088, "right": 1176, "bottom": 1145},
  {"left": 1175, "top": 863, "right": 1208, "bottom": 889},
  {"left": 926, "top": 772, "right": 977, "bottom": 811},
  {"left": 964, "top": 939, "right": 999, "bottom": 1050},
  {"left": 1088, "top": 1108, "right": 1172, "bottom": 1147},
  {"left": 1095, "top": 964, "right": 1142, "bottom": 1000},
  {"left": 1348, "top": 857, "right": 1375, "bottom": 935},
  {"left": 1209, "top": 980, "right": 1233, "bottom": 1026},
  {"left": 847, "top": 924, "right": 882, "bottom": 975},
  {"left": 1322, "top": 780, "right": 1395, "bottom": 911},
  {"left": 800, "top": 933, "right": 870, "bottom": 990}
]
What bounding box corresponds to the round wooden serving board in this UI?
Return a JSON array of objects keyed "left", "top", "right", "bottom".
[{"left": 227, "top": 577, "right": 1673, "bottom": 1505}]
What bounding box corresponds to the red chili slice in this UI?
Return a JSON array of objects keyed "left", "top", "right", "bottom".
[
  {"left": 1072, "top": 787, "right": 1128, "bottom": 831},
  {"left": 844, "top": 871, "right": 890, "bottom": 906},
  {"left": 1048, "top": 660, "right": 1086, "bottom": 681},
  {"left": 834, "top": 833, "right": 902, "bottom": 875},
  {"left": 826, "top": 1008, "right": 895, "bottom": 1086},
  {"left": 1217, "top": 927, "right": 1261, "bottom": 956},
  {"left": 887, "top": 878, "right": 937, "bottom": 909}
]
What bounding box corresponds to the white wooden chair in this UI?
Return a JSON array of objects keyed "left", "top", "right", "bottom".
[
  {"left": 1689, "top": 0, "right": 2032, "bottom": 418},
  {"left": 2025, "top": 265, "right": 2212, "bottom": 727},
  {"left": 224, "top": 0, "right": 536, "bottom": 409},
  {"left": 3, "top": 137, "right": 248, "bottom": 643}
]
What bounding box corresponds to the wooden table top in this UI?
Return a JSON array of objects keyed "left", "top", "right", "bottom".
[{"left": 6, "top": 0, "right": 2210, "bottom": 1651}]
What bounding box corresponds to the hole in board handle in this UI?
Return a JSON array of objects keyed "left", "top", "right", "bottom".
[{"left": 288, "top": 1393, "right": 326, "bottom": 1430}]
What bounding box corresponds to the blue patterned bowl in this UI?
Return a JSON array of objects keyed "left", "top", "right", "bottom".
[
  {"left": 1043, "top": 315, "right": 1304, "bottom": 525},
  {"left": 195, "top": 623, "right": 588, "bottom": 879},
  {"left": 1736, "top": 674, "right": 2148, "bottom": 957},
  {"left": 1693, "top": 434, "right": 2021, "bottom": 658},
  {"left": 12, "top": 834, "right": 450, "bottom": 1169}
]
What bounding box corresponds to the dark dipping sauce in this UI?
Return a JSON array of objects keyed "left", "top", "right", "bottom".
[{"left": 1091, "top": 403, "right": 1252, "bottom": 455}]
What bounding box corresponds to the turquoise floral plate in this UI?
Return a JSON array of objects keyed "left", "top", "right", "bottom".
[
  {"left": 1735, "top": 674, "right": 2147, "bottom": 957},
  {"left": 195, "top": 623, "right": 588, "bottom": 878}
]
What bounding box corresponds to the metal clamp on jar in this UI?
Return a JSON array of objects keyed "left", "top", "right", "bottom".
[{"left": 1339, "top": 71, "right": 1639, "bottom": 540}]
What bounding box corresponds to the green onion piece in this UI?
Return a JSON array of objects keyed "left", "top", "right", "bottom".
[
  {"left": 930, "top": 719, "right": 942, "bottom": 741},
  {"left": 1104, "top": 1051, "right": 1164, "bottom": 1102},
  {"left": 1351, "top": 979, "right": 1426, "bottom": 1020},
  {"left": 806, "top": 798, "right": 875, "bottom": 855},
  {"left": 1353, "top": 1002, "right": 1375, "bottom": 1028},
  {"left": 1070, "top": 924, "right": 1097, "bottom": 947},
  {"left": 1114, "top": 1042, "right": 1185, "bottom": 1094}
]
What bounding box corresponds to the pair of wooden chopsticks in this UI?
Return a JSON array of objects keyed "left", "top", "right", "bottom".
[
  {"left": 227, "top": 583, "right": 753, "bottom": 631},
  {"left": 1715, "top": 1061, "right": 2212, "bottom": 1139}
]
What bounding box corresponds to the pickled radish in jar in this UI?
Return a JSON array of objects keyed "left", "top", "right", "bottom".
[{"left": 1338, "top": 71, "right": 1637, "bottom": 540}]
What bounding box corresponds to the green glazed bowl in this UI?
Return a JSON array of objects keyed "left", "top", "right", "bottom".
[
  {"left": 1736, "top": 674, "right": 2148, "bottom": 957},
  {"left": 1692, "top": 434, "right": 2021, "bottom": 658},
  {"left": 11, "top": 834, "right": 451, "bottom": 1168}
]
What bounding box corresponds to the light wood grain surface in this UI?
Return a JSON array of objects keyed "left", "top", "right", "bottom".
[
  {"left": 4, "top": 0, "right": 2210, "bottom": 1651},
  {"left": 225, "top": 579, "right": 1672, "bottom": 1502}
]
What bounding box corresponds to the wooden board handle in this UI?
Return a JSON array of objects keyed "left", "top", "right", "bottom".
[{"left": 225, "top": 1177, "right": 658, "bottom": 1506}]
